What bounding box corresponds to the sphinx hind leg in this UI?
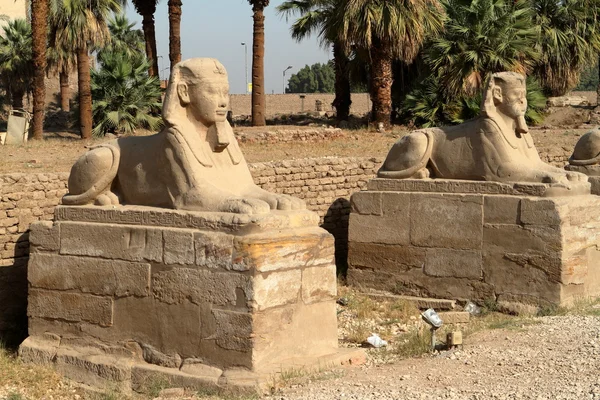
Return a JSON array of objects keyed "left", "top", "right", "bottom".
[
  {"left": 62, "top": 145, "right": 120, "bottom": 205},
  {"left": 378, "top": 131, "right": 433, "bottom": 179}
]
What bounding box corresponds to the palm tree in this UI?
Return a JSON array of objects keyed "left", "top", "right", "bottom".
[
  {"left": 0, "top": 19, "right": 34, "bottom": 109},
  {"left": 97, "top": 13, "right": 145, "bottom": 63},
  {"left": 336, "top": 0, "right": 444, "bottom": 127},
  {"left": 50, "top": 0, "right": 122, "bottom": 139},
  {"left": 168, "top": 0, "right": 182, "bottom": 67},
  {"left": 426, "top": 0, "right": 539, "bottom": 97},
  {"left": 131, "top": 0, "right": 159, "bottom": 77},
  {"left": 531, "top": 0, "right": 600, "bottom": 96},
  {"left": 247, "top": 0, "right": 269, "bottom": 126},
  {"left": 31, "top": 0, "right": 48, "bottom": 140},
  {"left": 47, "top": 38, "right": 76, "bottom": 112},
  {"left": 91, "top": 51, "right": 162, "bottom": 136},
  {"left": 277, "top": 0, "right": 352, "bottom": 122}
]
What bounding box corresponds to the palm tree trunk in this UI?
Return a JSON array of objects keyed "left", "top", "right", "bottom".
[
  {"left": 596, "top": 54, "right": 600, "bottom": 108},
  {"left": 332, "top": 42, "right": 351, "bottom": 122},
  {"left": 142, "top": 12, "right": 159, "bottom": 77},
  {"left": 168, "top": 0, "right": 182, "bottom": 68},
  {"left": 77, "top": 45, "right": 93, "bottom": 140},
  {"left": 369, "top": 40, "right": 393, "bottom": 127},
  {"left": 60, "top": 69, "right": 70, "bottom": 112},
  {"left": 251, "top": 5, "right": 267, "bottom": 126},
  {"left": 31, "top": 0, "right": 48, "bottom": 140}
]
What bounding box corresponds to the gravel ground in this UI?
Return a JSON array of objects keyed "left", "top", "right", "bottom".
[{"left": 267, "top": 315, "right": 600, "bottom": 400}]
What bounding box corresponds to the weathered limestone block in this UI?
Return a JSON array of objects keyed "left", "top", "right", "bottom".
[
  {"left": 22, "top": 205, "right": 364, "bottom": 393},
  {"left": 348, "top": 178, "right": 600, "bottom": 306}
]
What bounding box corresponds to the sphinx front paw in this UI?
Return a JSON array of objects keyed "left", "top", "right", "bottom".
[
  {"left": 219, "top": 198, "right": 270, "bottom": 214},
  {"left": 261, "top": 193, "right": 306, "bottom": 211}
]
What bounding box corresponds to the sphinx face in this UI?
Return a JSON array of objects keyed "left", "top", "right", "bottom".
[
  {"left": 497, "top": 83, "right": 528, "bottom": 119},
  {"left": 185, "top": 77, "right": 230, "bottom": 126}
]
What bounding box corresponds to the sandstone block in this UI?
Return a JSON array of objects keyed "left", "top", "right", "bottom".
[
  {"left": 28, "top": 290, "right": 113, "bottom": 326},
  {"left": 301, "top": 264, "right": 337, "bottom": 303},
  {"left": 195, "top": 231, "right": 235, "bottom": 269},
  {"left": 29, "top": 221, "right": 60, "bottom": 252},
  {"left": 350, "top": 191, "right": 382, "bottom": 215},
  {"left": 55, "top": 348, "right": 131, "bottom": 389},
  {"left": 152, "top": 267, "right": 252, "bottom": 308},
  {"left": 28, "top": 253, "right": 150, "bottom": 297},
  {"left": 140, "top": 343, "right": 182, "bottom": 368},
  {"left": 253, "top": 269, "right": 301, "bottom": 311},
  {"left": 483, "top": 223, "right": 561, "bottom": 255},
  {"left": 348, "top": 242, "right": 426, "bottom": 273},
  {"left": 520, "top": 198, "right": 561, "bottom": 226},
  {"left": 484, "top": 196, "right": 520, "bottom": 224},
  {"left": 212, "top": 309, "right": 253, "bottom": 352},
  {"left": 19, "top": 335, "right": 60, "bottom": 365},
  {"left": 60, "top": 222, "right": 163, "bottom": 262},
  {"left": 233, "top": 229, "right": 332, "bottom": 272},
  {"left": 348, "top": 212, "right": 409, "bottom": 245},
  {"left": 163, "top": 229, "right": 194, "bottom": 265},
  {"left": 424, "top": 248, "right": 482, "bottom": 279},
  {"left": 410, "top": 193, "right": 483, "bottom": 250},
  {"left": 437, "top": 311, "right": 470, "bottom": 324},
  {"left": 180, "top": 359, "right": 223, "bottom": 379},
  {"left": 131, "top": 363, "right": 221, "bottom": 392},
  {"left": 482, "top": 251, "right": 560, "bottom": 304}
]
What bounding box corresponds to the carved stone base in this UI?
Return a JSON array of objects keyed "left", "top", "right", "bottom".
[
  {"left": 348, "top": 178, "right": 600, "bottom": 307},
  {"left": 21, "top": 205, "right": 365, "bottom": 393}
]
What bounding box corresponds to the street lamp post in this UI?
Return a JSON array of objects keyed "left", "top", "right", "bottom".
[
  {"left": 241, "top": 42, "right": 248, "bottom": 94},
  {"left": 283, "top": 66, "right": 292, "bottom": 94}
]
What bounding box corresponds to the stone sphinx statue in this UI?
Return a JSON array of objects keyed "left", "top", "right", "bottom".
[
  {"left": 63, "top": 58, "right": 305, "bottom": 214},
  {"left": 378, "top": 72, "right": 587, "bottom": 185}
]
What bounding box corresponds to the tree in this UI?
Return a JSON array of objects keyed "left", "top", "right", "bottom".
[
  {"left": 168, "top": 0, "right": 182, "bottom": 67},
  {"left": 286, "top": 63, "right": 335, "bottom": 93},
  {"left": 132, "top": 0, "right": 159, "bottom": 77},
  {"left": 47, "top": 29, "right": 76, "bottom": 112},
  {"left": 532, "top": 0, "right": 600, "bottom": 97},
  {"left": 0, "top": 19, "right": 33, "bottom": 109},
  {"left": 247, "top": 0, "right": 269, "bottom": 127},
  {"left": 31, "top": 0, "right": 48, "bottom": 140},
  {"left": 336, "top": 0, "right": 444, "bottom": 127},
  {"left": 277, "top": 0, "right": 352, "bottom": 121},
  {"left": 97, "top": 13, "right": 145, "bottom": 64},
  {"left": 90, "top": 51, "right": 162, "bottom": 136},
  {"left": 51, "top": 0, "right": 122, "bottom": 139},
  {"left": 425, "top": 0, "right": 539, "bottom": 97}
]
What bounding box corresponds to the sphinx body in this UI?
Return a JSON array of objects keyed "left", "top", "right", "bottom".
[
  {"left": 63, "top": 58, "right": 304, "bottom": 214},
  {"left": 379, "top": 72, "right": 587, "bottom": 185}
]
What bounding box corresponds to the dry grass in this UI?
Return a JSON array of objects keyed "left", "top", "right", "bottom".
[{"left": 0, "top": 345, "right": 85, "bottom": 400}]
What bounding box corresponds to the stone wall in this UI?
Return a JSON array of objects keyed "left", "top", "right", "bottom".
[
  {"left": 229, "top": 93, "right": 372, "bottom": 117},
  {"left": 0, "top": 158, "right": 381, "bottom": 344},
  {"left": 0, "top": 173, "right": 68, "bottom": 344}
]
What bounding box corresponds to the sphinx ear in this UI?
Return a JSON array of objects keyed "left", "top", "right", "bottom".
[
  {"left": 177, "top": 83, "right": 190, "bottom": 106},
  {"left": 492, "top": 86, "right": 502, "bottom": 103}
]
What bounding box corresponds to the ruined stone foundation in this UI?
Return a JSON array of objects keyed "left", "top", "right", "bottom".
[
  {"left": 348, "top": 178, "right": 600, "bottom": 307},
  {"left": 20, "top": 206, "right": 364, "bottom": 393}
]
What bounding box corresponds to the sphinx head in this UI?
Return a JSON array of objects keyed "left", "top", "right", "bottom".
[
  {"left": 482, "top": 72, "right": 528, "bottom": 134},
  {"left": 174, "top": 58, "right": 230, "bottom": 127}
]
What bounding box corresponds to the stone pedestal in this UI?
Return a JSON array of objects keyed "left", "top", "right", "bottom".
[
  {"left": 348, "top": 178, "right": 600, "bottom": 307},
  {"left": 21, "top": 206, "right": 364, "bottom": 393}
]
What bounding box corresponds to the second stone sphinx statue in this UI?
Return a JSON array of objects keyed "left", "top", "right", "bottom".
[
  {"left": 378, "top": 72, "right": 587, "bottom": 185},
  {"left": 63, "top": 58, "right": 305, "bottom": 213}
]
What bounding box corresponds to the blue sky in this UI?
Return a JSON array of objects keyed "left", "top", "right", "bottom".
[{"left": 124, "top": 0, "right": 332, "bottom": 94}]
